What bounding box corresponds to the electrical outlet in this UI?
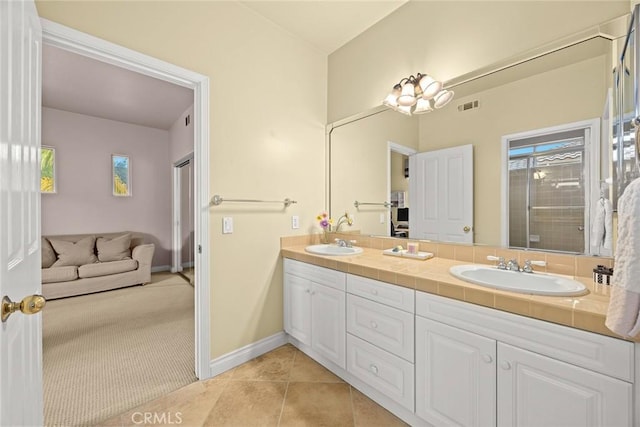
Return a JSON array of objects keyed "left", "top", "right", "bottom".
[
  {"left": 222, "top": 217, "right": 233, "bottom": 234},
  {"left": 380, "top": 213, "right": 385, "bottom": 224},
  {"left": 292, "top": 215, "right": 300, "bottom": 229}
]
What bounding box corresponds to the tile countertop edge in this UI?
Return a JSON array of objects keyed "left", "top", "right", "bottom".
[{"left": 280, "top": 245, "right": 638, "bottom": 343}]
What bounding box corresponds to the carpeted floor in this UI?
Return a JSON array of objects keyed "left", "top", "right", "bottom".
[{"left": 43, "top": 272, "right": 196, "bottom": 427}]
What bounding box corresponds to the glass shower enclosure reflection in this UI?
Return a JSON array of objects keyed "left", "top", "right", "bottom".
[
  {"left": 614, "top": 4, "right": 640, "bottom": 206},
  {"left": 508, "top": 134, "right": 587, "bottom": 253}
]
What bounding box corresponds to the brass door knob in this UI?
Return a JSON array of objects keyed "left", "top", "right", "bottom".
[
  {"left": 463, "top": 226, "right": 471, "bottom": 233},
  {"left": 1, "top": 294, "right": 46, "bottom": 322}
]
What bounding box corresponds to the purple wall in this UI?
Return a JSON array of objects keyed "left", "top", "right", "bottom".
[{"left": 41, "top": 107, "right": 172, "bottom": 268}]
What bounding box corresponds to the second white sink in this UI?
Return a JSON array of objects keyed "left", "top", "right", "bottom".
[
  {"left": 305, "top": 244, "right": 363, "bottom": 256},
  {"left": 449, "top": 264, "right": 587, "bottom": 296}
]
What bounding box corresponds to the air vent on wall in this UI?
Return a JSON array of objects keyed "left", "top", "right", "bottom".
[
  {"left": 457, "top": 100, "right": 479, "bottom": 112},
  {"left": 185, "top": 114, "right": 191, "bottom": 126}
]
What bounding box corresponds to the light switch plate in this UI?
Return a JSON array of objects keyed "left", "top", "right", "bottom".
[
  {"left": 223, "top": 217, "right": 233, "bottom": 234},
  {"left": 380, "top": 213, "right": 385, "bottom": 224},
  {"left": 292, "top": 215, "right": 300, "bottom": 229}
]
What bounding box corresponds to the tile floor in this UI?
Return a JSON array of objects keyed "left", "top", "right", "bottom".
[{"left": 101, "top": 344, "right": 407, "bottom": 426}]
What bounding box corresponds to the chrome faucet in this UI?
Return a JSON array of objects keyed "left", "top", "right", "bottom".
[
  {"left": 334, "top": 238, "right": 355, "bottom": 248},
  {"left": 507, "top": 259, "right": 520, "bottom": 272}
]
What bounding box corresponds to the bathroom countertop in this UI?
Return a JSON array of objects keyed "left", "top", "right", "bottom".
[{"left": 281, "top": 244, "right": 636, "bottom": 343}]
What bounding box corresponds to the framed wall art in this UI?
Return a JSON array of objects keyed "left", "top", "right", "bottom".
[
  {"left": 112, "top": 154, "right": 131, "bottom": 196},
  {"left": 40, "top": 146, "right": 56, "bottom": 193}
]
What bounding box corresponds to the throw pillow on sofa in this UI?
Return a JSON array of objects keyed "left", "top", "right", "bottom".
[
  {"left": 50, "top": 236, "right": 98, "bottom": 267},
  {"left": 96, "top": 233, "right": 132, "bottom": 262},
  {"left": 42, "top": 237, "right": 56, "bottom": 268}
]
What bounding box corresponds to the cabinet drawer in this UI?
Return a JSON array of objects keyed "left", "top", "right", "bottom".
[
  {"left": 416, "top": 291, "right": 635, "bottom": 382},
  {"left": 284, "top": 258, "right": 346, "bottom": 291},
  {"left": 347, "top": 294, "right": 414, "bottom": 362},
  {"left": 347, "top": 334, "right": 414, "bottom": 411},
  {"left": 347, "top": 274, "right": 414, "bottom": 312}
]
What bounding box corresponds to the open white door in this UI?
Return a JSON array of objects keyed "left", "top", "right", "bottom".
[
  {"left": 409, "top": 144, "right": 473, "bottom": 243},
  {"left": 0, "top": 0, "right": 44, "bottom": 425}
]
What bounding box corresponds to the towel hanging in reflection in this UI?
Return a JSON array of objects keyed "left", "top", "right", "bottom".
[
  {"left": 605, "top": 178, "right": 640, "bottom": 339},
  {"left": 590, "top": 197, "right": 613, "bottom": 256}
]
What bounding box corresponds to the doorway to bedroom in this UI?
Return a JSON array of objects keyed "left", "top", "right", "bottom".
[{"left": 40, "top": 21, "right": 208, "bottom": 425}]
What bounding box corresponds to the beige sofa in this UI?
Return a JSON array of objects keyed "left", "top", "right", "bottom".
[{"left": 41, "top": 232, "right": 155, "bottom": 300}]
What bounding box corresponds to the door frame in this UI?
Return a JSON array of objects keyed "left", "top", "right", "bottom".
[
  {"left": 172, "top": 153, "right": 194, "bottom": 274},
  {"left": 41, "top": 19, "right": 212, "bottom": 379},
  {"left": 387, "top": 142, "right": 417, "bottom": 236},
  {"left": 500, "top": 118, "right": 600, "bottom": 254}
]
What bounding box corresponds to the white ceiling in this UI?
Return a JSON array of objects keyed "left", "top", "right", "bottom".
[
  {"left": 42, "top": 45, "right": 194, "bottom": 130},
  {"left": 41, "top": 1, "right": 406, "bottom": 129},
  {"left": 240, "top": 0, "right": 407, "bottom": 54}
]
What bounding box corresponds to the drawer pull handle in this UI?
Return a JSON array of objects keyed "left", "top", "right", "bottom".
[
  {"left": 370, "top": 321, "right": 378, "bottom": 329},
  {"left": 369, "top": 364, "right": 379, "bottom": 375},
  {"left": 482, "top": 354, "right": 493, "bottom": 364},
  {"left": 500, "top": 361, "right": 511, "bottom": 370}
]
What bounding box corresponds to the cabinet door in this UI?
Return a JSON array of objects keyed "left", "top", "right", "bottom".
[
  {"left": 416, "top": 317, "right": 496, "bottom": 427},
  {"left": 497, "top": 343, "right": 632, "bottom": 427},
  {"left": 284, "top": 273, "right": 312, "bottom": 345},
  {"left": 311, "top": 282, "right": 346, "bottom": 368}
]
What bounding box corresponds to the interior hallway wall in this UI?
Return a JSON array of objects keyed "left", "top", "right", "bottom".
[{"left": 41, "top": 107, "right": 172, "bottom": 267}]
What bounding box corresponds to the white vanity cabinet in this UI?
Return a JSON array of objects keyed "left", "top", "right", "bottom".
[
  {"left": 416, "top": 317, "right": 497, "bottom": 426},
  {"left": 346, "top": 274, "right": 415, "bottom": 411},
  {"left": 497, "top": 342, "right": 631, "bottom": 427},
  {"left": 283, "top": 258, "right": 346, "bottom": 368},
  {"left": 416, "top": 292, "right": 635, "bottom": 427}
]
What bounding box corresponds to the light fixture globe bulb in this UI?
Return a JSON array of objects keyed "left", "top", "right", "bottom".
[
  {"left": 433, "top": 89, "right": 454, "bottom": 108},
  {"left": 397, "top": 82, "right": 417, "bottom": 107},
  {"left": 413, "top": 98, "right": 433, "bottom": 114},
  {"left": 418, "top": 75, "right": 442, "bottom": 100},
  {"left": 382, "top": 93, "right": 399, "bottom": 109},
  {"left": 396, "top": 104, "right": 413, "bottom": 116}
]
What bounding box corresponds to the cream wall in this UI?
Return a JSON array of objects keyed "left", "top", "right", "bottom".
[
  {"left": 328, "top": 1, "right": 628, "bottom": 122},
  {"left": 418, "top": 55, "right": 607, "bottom": 245},
  {"left": 36, "top": 1, "right": 327, "bottom": 359},
  {"left": 331, "top": 110, "right": 418, "bottom": 235}
]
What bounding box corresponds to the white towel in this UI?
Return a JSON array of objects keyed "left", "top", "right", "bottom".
[
  {"left": 605, "top": 178, "right": 640, "bottom": 338},
  {"left": 590, "top": 197, "right": 613, "bottom": 256}
]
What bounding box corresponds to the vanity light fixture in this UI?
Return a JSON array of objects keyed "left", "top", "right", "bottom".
[{"left": 383, "top": 73, "right": 453, "bottom": 115}]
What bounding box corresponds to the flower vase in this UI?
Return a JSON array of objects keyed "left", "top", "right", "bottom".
[{"left": 321, "top": 229, "right": 332, "bottom": 244}]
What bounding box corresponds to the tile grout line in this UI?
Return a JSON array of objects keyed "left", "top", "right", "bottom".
[
  {"left": 276, "top": 348, "right": 296, "bottom": 427},
  {"left": 199, "top": 377, "right": 232, "bottom": 425},
  {"left": 349, "top": 385, "right": 357, "bottom": 427}
]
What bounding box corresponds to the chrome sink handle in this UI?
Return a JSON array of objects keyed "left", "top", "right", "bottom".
[
  {"left": 486, "top": 255, "right": 507, "bottom": 270},
  {"left": 523, "top": 259, "right": 546, "bottom": 273}
]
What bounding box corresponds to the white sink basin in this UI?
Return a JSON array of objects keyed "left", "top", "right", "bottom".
[
  {"left": 305, "top": 244, "right": 363, "bottom": 256},
  {"left": 449, "top": 265, "right": 587, "bottom": 296}
]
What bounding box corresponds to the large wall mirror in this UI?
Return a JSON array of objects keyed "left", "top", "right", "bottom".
[{"left": 328, "top": 14, "right": 628, "bottom": 255}]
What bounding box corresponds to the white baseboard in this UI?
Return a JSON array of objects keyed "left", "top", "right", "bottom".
[
  {"left": 209, "top": 331, "right": 288, "bottom": 377},
  {"left": 151, "top": 265, "right": 171, "bottom": 273}
]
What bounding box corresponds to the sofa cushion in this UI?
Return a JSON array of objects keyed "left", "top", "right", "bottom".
[
  {"left": 42, "top": 266, "right": 78, "bottom": 284},
  {"left": 50, "top": 236, "right": 98, "bottom": 267},
  {"left": 96, "top": 233, "right": 132, "bottom": 262},
  {"left": 78, "top": 259, "right": 138, "bottom": 279},
  {"left": 42, "top": 238, "right": 56, "bottom": 268}
]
